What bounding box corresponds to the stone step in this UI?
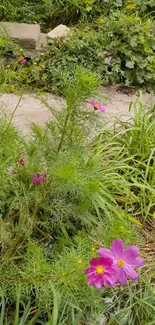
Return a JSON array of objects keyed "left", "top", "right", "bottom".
[
  {"left": 36, "top": 33, "right": 48, "bottom": 52},
  {"left": 0, "top": 22, "right": 40, "bottom": 49}
]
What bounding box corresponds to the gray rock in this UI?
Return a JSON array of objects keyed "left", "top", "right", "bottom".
[{"left": 47, "top": 24, "right": 71, "bottom": 40}]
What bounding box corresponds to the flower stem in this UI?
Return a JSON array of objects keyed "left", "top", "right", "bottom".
[{"left": 57, "top": 111, "right": 70, "bottom": 152}]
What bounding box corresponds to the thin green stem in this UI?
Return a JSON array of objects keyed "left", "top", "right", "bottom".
[
  {"left": 57, "top": 111, "right": 70, "bottom": 152},
  {"left": 0, "top": 92, "right": 23, "bottom": 145}
]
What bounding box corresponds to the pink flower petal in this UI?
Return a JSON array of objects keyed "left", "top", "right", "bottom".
[
  {"left": 88, "top": 99, "right": 105, "bottom": 113},
  {"left": 98, "top": 104, "right": 105, "bottom": 112},
  {"left": 85, "top": 267, "right": 96, "bottom": 276},
  {"left": 90, "top": 258, "right": 99, "bottom": 267},
  {"left": 125, "top": 258, "right": 144, "bottom": 268},
  {"left": 112, "top": 239, "right": 124, "bottom": 259},
  {"left": 90, "top": 257, "right": 112, "bottom": 268},
  {"left": 100, "top": 258, "right": 113, "bottom": 268},
  {"left": 124, "top": 265, "right": 140, "bottom": 281},
  {"left": 89, "top": 99, "right": 96, "bottom": 106},
  {"left": 124, "top": 246, "right": 139, "bottom": 260},
  {"left": 19, "top": 59, "right": 27, "bottom": 65},
  {"left": 87, "top": 274, "right": 98, "bottom": 286},
  {"left": 98, "top": 248, "right": 115, "bottom": 261},
  {"left": 95, "top": 276, "right": 104, "bottom": 289},
  {"left": 118, "top": 268, "right": 127, "bottom": 286},
  {"left": 32, "top": 173, "right": 47, "bottom": 185},
  {"left": 103, "top": 273, "right": 116, "bottom": 288}
]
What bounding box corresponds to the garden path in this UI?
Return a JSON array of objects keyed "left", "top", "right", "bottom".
[{"left": 0, "top": 86, "right": 154, "bottom": 134}]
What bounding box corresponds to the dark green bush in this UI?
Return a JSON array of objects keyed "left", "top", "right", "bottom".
[
  {"left": 46, "top": 14, "right": 155, "bottom": 92},
  {"left": 1, "top": 0, "right": 155, "bottom": 31},
  {"left": 1, "top": 12, "right": 154, "bottom": 94}
]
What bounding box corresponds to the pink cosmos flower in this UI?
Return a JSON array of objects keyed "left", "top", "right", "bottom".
[
  {"left": 18, "top": 56, "right": 27, "bottom": 65},
  {"left": 32, "top": 173, "right": 47, "bottom": 185},
  {"left": 85, "top": 257, "right": 116, "bottom": 289},
  {"left": 88, "top": 99, "right": 105, "bottom": 112},
  {"left": 19, "top": 59, "right": 27, "bottom": 65},
  {"left": 98, "top": 239, "right": 144, "bottom": 286}
]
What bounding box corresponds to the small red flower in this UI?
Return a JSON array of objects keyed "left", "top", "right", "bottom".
[{"left": 19, "top": 158, "right": 25, "bottom": 165}]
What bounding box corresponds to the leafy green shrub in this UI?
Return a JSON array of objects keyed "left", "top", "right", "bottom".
[
  {"left": 0, "top": 70, "right": 149, "bottom": 323},
  {"left": 46, "top": 14, "right": 155, "bottom": 91},
  {"left": 1, "top": 9, "right": 155, "bottom": 94},
  {"left": 0, "top": 0, "right": 127, "bottom": 30},
  {"left": 1, "top": 73, "right": 155, "bottom": 325},
  {"left": 1, "top": 0, "right": 155, "bottom": 33}
]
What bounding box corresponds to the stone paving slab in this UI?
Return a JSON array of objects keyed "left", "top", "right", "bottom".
[
  {"left": 0, "top": 93, "right": 65, "bottom": 135},
  {"left": 0, "top": 22, "right": 40, "bottom": 49}
]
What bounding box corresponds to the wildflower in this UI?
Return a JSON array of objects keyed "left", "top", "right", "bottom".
[
  {"left": 98, "top": 239, "right": 144, "bottom": 286},
  {"left": 88, "top": 99, "right": 105, "bottom": 112},
  {"left": 19, "top": 59, "right": 27, "bottom": 65},
  {"left": 85, "top": 257, "right": 116, "bottom": 289},
  {"left": 18, "top": 56, "right": 27, "bottom": 65},
  {"left": 32, "top": 173, "right": 47, "bottom": 185},
  {"left": 7, "top": 166, "right": 13, "bottom": 175},
  {"left": 19, "top": 158, "right": 25, "bottom": 165}
]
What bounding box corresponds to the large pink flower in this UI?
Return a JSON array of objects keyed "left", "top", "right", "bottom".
[
  {"left": 98, "top": 239, "right": 144, "bottom": 286},
  {"left": 88, "top": 99, "right": 105, "bottom": 112},
  {"left": 32, "top": 173, "right": 47, "bottom": 185},
  {"left": 85, "top": 257, "right": 116, "bottom": 289}
]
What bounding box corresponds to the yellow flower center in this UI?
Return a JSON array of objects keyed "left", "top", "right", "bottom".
[
  {"left": 117, "top": 259, "right": 125, "bottom": 267},
  {"left": 94, "top": 103, "right": 99, "bottom": 109},
  {"left": 96, "top": 266, "right": 104, "bottom": 274}
]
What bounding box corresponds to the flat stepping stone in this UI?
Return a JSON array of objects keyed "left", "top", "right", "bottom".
[
  {"left": 0, "top": 22, "right": 40, "bottom": 49},
  {"left": 36, "top": 33, "right": 48, "bottom": 52}
]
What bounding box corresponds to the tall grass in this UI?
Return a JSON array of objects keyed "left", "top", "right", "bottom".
[{"left": 94, "top": 93, "right": 155, "bottom": 225}]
